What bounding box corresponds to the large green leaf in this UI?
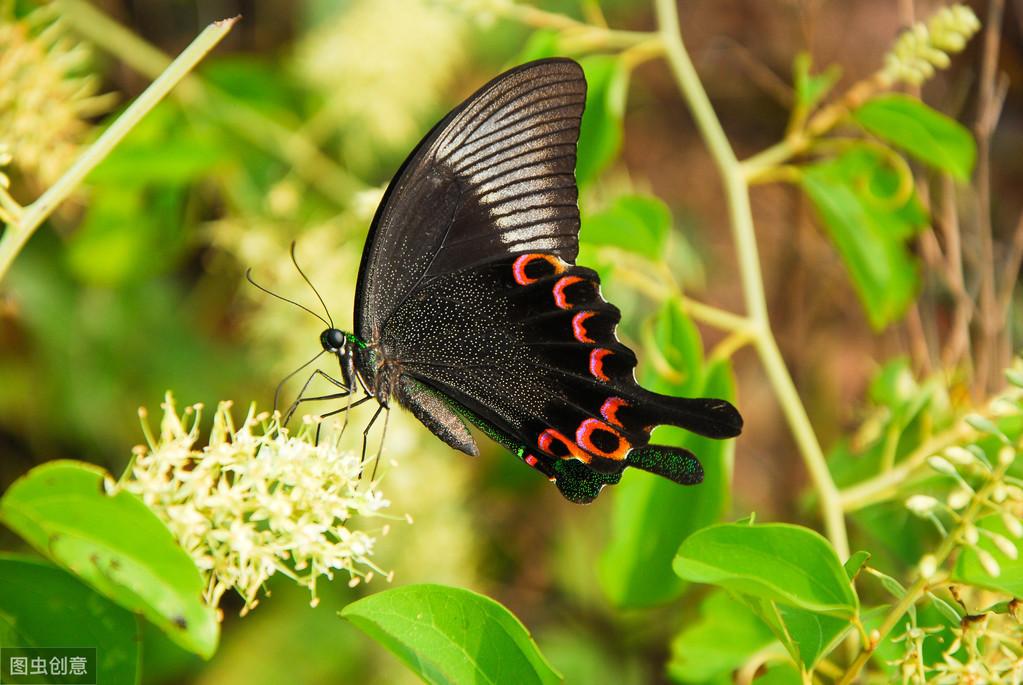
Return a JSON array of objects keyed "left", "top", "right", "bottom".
[
  {"left": 954, "top": 514, "right": 1023, "bottom": 595},
  {"left": 801, "top": 146, "right": 927, "bottom": 329},
  {"left": 0, "top": 555, "right": 141, "bottom": 684},
  {"left": 667, "top": 590, "right": 776, "bottom": 682},
  {"left": 581, "top": 194, "right": 672, "bottom": 261},
  {"left": 576, "top": 56, "right": 629, "bottom": 187},
  {"left": 0, "top": 461, "right": 218, "bottom": 658},
  {"left": 598, "top": 300, "right": 737, "bottom": 608},
  {"left": 853, "top": 95, "right": 976, "bottom": 181},
  {"left": 674, "top": 522, "right": 859, "bottom": 617},
  {"left": 340, "top": 584, "right": 561, "bottom": 685}
]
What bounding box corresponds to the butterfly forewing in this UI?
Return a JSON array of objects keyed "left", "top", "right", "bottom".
[{"left": 354, "top": 59, "right": 586, "bottom": 341}]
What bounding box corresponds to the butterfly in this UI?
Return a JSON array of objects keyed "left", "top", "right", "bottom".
[{"left": 282, "top": 58, "right": 742, "bottom": 503}]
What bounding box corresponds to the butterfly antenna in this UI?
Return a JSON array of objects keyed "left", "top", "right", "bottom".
[
  {"left": 290, "top": 241, "right": 334, "bottom": 329},
  {"left": 245, "top": 268, "right": 330, "bottom": 328}
]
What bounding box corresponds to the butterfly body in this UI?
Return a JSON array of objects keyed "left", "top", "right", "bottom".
[{"left": 303, "top": 58, "right": 741, "bottom": 503}]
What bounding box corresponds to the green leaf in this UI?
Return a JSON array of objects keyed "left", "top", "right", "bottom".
[
  {"left": 843, "top": 550, "right": 871, "bottom": 581},
  {"left": 668, "top": 591, "right": 776, "bottom": 682},
  {"left": 853, "top": 95, "right": 976, "bottom": 181},
  {"left": 0, "top": 554, "right": 141, "bottom": 684},
  {"left": 674, "top": 522, "right": 859, "bottom": 617},
  {"left": 801, "top": 146, "right": 927, "bottom": 329},
  {"left": 599, "top": 360, "right": 736, "bottom": 608},
  {"left": 954, "top": 514, "right": 1023, "bottom": 595},
  {"left": 775, "top": 604, "right": 853, "bottom": 670},
  {"left": 793, "top": 52, "right": 841, "bottom": 112},
  {"left": 576, "top": 56, "right": 629, "bottom": 187},
  {"left": 582, "top": 194, "right": 672, "bottom": 261},
  {"left": 0, "top": 461, "right": 219, "bottom": 658},
  {"left": 649, "top": 298, "right": 704, "bottom": 388},
  {"left": 340, "top": 584, "right": 561, "bottom": 685}
]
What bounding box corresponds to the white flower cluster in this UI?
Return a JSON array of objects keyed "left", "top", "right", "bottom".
[
  {"left": 0, "top": 4, "right": 114, "bottom": 184},
  {"left": 122, "top": 393, "right": 392, "bottom": 615},
  {"left": 881, "top": 4, "right": 980, "bottom": 86}
]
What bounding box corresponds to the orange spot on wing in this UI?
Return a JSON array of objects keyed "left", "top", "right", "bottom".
[
  {"left": 572, "top": 311, "right": 596, "bottom": 343},
  {"left": 538, "top": 428, "right": 590, "bottom": 462},
  {"left": 576, "top": 418, "right": 630, "bottom": 460},
  {"left": 512, "top": 253, "right": 564, "bottom": 286},
  {"left": 600, "top": 397, "right": 629, "bottom": 427},
  {"left": 553, "top": 275, "right": 583, "bottom": 309},
  {"left": 589, "top": 348, "right": 613, "bottom": 381}
]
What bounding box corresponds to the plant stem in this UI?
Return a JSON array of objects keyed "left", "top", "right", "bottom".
[
  {"left": 839, "top": 384, "right": 1021, "bottom": 511},
  {"left": 654, "top": 0, "right": 849, "bottom": 560},
  {"left": 0, "top": 16, "right": 237, "bottom": 284}
]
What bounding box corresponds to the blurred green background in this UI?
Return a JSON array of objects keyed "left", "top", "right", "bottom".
[{"left": 0, "top": 0, "right": 1021, "bottom": 683}]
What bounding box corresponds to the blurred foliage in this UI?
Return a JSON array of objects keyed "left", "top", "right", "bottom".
[{"left": 0, "top": 0, "right": 1021, "bottom": 684}]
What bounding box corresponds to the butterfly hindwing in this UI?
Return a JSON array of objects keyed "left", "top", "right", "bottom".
[{"left": 380, "top": 253, "right": 740, "bottom": 501}]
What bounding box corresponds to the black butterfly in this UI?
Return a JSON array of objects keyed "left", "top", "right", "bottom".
[{"left": 281, "top": 58, "right": 742, "bottom": 503}]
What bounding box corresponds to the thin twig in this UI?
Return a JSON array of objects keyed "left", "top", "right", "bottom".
[
  {"left": 0, "top": 16, "right": 238, "bottom": 283},
  {"left": 971, "top": 0, "right": 1005, "bottom": 396},
  {"left": 56, "top": 0, "right": 364, "bottom": 204}
]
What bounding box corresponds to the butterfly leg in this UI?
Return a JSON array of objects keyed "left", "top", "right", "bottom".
[
  {"left": 309, "top": 394, "right": 377, "bottom": 445},
  {"left": 358, "top": 402, "right": 388, "bottom": 480},
  {"left": 282, "top": 369, "right": 350, "bottom": 425},
  {"left": 369, "top": 407, "right": 390, "bottom": 482}
]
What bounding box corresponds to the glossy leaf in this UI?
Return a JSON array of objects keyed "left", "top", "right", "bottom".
[
  {"left": 775, "top": 604, "right": 853, "bottom": 670},
  {"left": 340, "top": 584, "right": 561, "bottom": 685},
  {"left": 801, "top": 146, "right": 927, "bottom": 329},
  {"left": 853, "top": 95, "right": 976, "bottom": 181},
  {"left": 667, "top": 590, "right": 776, "bottom": 682},
  {"left": 674, "top": 522, "right": 858, "bottom": 617},
  {"left": 0, "top": 554, "right": 141, "bottom": 684},
  {"left": 954, "top": 514, "right": 1023, "bottom": 595},
  {"left": 582, "top": 194, "right": 672, "bottom": 261},
  {"left": 576, "top": 55, "right": 629, "bottom": 187},
  {"left": 0, "top": 461, "right": 219, "bottom": 658}
]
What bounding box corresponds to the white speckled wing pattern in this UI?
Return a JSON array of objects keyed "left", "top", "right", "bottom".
[{"left": 353, "top": 59, "right": 585, "bottom": 342}]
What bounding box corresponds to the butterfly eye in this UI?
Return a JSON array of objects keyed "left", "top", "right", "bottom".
[{"left": 320, "top": 328, "right": 347, "bottom": 352}]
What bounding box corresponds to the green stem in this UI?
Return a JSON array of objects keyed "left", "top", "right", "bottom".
[
  {"left": 654, "top": 0, "right": 849, "bottom": 560},
  {"left": 0, "top": 16, "right": 237, "bottom": 284},
  {"left": 0, "top": 186, "right": 22, "bottom": 223}
]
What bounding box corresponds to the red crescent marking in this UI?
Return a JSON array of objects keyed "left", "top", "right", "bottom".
[
  {"left": 572, "top": 311, "right": 596, "bottom": 343},
  {"left": 512, "top": 253, "right": 563, "bottom": 286},
  {"left": 600, "top": 397, "right": 629, "bottom": 427},
  {"left": 589, "top": 348, "right": 613, "bottom": 381},
  {"left": 576, "top": 418, "right": 630, "bottom": 460},
  {"left": 553, "top": 276, "right": 583, "bottom": 309},
  {"left": 524, "top": 454, "right": 538, "bottom": 467},
  {"left": 538, "top": 428, "right": 589, "bottom": 462}
]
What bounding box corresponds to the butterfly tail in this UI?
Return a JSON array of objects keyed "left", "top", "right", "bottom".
[
  {"left": 645, "top": 395, "right": 743, "bottom": 439},
  {"left": 626, "top": 445, "right": 704, "bottom": 485}
]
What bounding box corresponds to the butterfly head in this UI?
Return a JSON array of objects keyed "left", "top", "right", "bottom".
[{"left": 320, "top": 328, "right": 350, "bottom": 354}]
